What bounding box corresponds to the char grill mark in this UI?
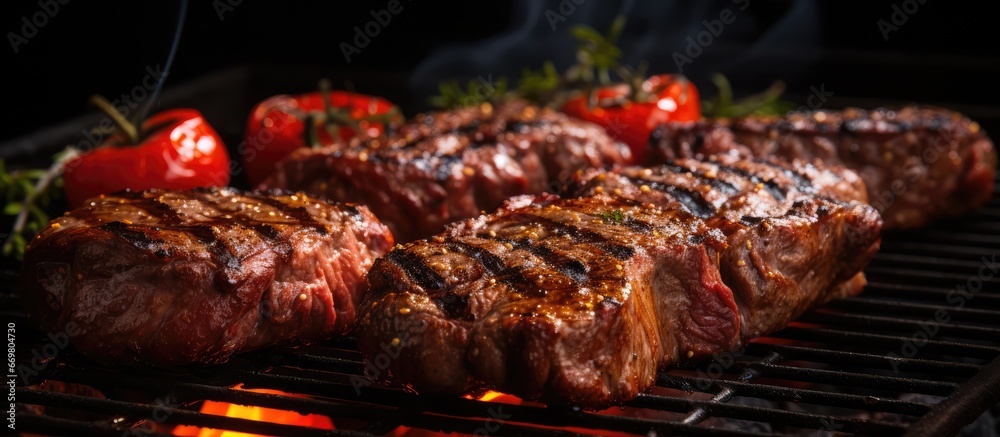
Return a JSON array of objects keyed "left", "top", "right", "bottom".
[
  {"left": 622, "top": 176, "right": 715, "bottom": 218},
  {"left": 748, "top": 158, "right": 818, "bottom": 195},
  {"left": 254, "top": 196, "right": 330, "bottom": 235},
  {"left": 384, "top": 250, "right": 448, "bottom": 291},
  {"left": 186, "top": 190, "right": 293, "bottom": 259},
  {"left": 491, "top": 236, "right": 589, "bottom": 285},
  {"left": 445, "top": 241, "right": 535, "bottom": 290},
  {"left": 137, "top": 195, "right": 185, "bottom": 226},
  {"left": 397, "top": 119, "right": 547, "bottom": 151},
  {"left": 188, "top": 225, "right": 242, "bottom": 272},
  {"left": 614, "top": 215, "right": 656, "bottom": 234},
  {"left": 658, "top": 161, "right": 739, "bottom": 195},
  {"left": 710, "top": 163, "right": 791, "bottom": 201},
  {"left": 98, "top": 221, "right": 167, "bottom": 256},
  {"left": 433, "top": 293, "right": 473, "bottom": 322},
  {"left": 99, "top": 192, "right": 242, "bottom": 270},
  {"left": 520, "top": 213, "right": 635, "bottom": 261}
]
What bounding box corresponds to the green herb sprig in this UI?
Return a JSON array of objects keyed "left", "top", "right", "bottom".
[
  {"left": 428, "top": 77, "right": 509, "bottom": 110},
  {"left": 600, "top": 209, "right": 626, "bottom": 224},
  {"left": 702, "top": 74, "right": 796, "bottom": 118},
  {"left": 1, "top": 151, "right": 74, "bottom": 260}
]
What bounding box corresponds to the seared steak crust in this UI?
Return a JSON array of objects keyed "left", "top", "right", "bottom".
[
  {"left": 20, "top": 187, "right": 393, "bottom": 365},
  {"left": 647, "top": 106, "right": 997, "bottom": 229},
  {"left": 260, "top": 100, "right": 631, "bottom": 242},
  {"left": 356, "top": 159, "right": 881, "bottom": 407}
]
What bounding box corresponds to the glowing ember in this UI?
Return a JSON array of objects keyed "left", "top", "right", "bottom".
[{"left": 172, "top": 386, "right": 333, "bottom": 437}]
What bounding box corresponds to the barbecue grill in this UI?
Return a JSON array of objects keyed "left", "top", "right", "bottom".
[{"left": 6, "top": 172, "right": 1000, "bottom": 436}]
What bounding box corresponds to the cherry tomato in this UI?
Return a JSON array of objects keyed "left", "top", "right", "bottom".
[
  {"left": 242, "top": 91, "right": 398, "bottom": 186},
  {"left": 561, "top": 75, "right": 700, "bottom": 163},
  {"left": 63, "top": 109, "right": 230, "bottom": 208}
]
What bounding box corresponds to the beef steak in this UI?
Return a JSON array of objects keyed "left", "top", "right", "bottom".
[
  {"left": 647, "top": 106, "right": 997, "bottom": 229},
  {"left": 260, "top": 100, "right": 631, "bottom": 242},
  {"left": 355, "top": 159, "right": 882, "bottom": 407},
  {"left": 20, "top": 187, "right": 393, "bottom": 365}
]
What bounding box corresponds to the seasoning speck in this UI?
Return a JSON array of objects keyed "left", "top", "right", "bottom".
[
  {"left": 298, "top": 293, "right": 308, "bottom": 301},
  {"left": 746, "top": 240, "right": 753, "bottom": 250},
  {"left": 737, "top": 260, "right": 746, "bottom": 267},
  {"left": 639, "top": 185, "right": 651, "bottom": 193},
  {"left": 391, "top": 337, "right": 401, "bottom": 346},
  {"left": 399, "top": 307, "right": 411, "bottom": 315},
  {"left": 687, "top": 351, "right": 695, "bottom": 358}
]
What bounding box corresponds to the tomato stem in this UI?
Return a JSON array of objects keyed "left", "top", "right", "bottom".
[
  {"left": 88, "top": 95, "right": 140, "bottom": 145},
  {"left": 304, "top": 114, "right": 322, "bottom": 149}
]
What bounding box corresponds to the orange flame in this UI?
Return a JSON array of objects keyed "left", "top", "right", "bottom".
[
  {"left": 470, "top": 390, "right": 524, "bottom": 404},
  {"left": 173, "top": 387, "right": 333, "bottom": 437}
]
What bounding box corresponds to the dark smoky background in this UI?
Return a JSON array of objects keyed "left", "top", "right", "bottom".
[{"left": 1, "top": 0, "right": 998, "bottom": 156}]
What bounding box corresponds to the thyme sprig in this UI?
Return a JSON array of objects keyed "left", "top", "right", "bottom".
[
  {"left": 1, "top": 150, "right": 76, "bottom": 259},
  {"left": 702, "top": 74, "right": 796, "bottom": 118}
]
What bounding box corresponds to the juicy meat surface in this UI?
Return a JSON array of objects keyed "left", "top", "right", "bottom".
[
  {"left": 355, "top": 159, "right": 882, "bottom": 407},
  {"left": 19, "top": 187, "right": 393, "bottom": 365},
  {"left": 260, "top": 100, "right": 631, "bottom": 242},
  {"left": 647, "top": 106, "right": 997, "bottom": 229}
]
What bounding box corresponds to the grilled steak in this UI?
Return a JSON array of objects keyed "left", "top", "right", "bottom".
[
  {"left": 647, "top": 106, "right": 997, "bottom": 229},
  {"left": 260, "top": 100, "right": 631, "bottom": 242},
  {"left": 20, "top": 187, "right": 393, "bottom": 365},
  {"left": 355, "top": 159, "right": 882, "bottom": 407}
]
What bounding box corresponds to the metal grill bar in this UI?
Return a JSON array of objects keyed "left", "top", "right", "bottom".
[
  {"left": 768, "top": 326, "right": 1000, "bottom": 358},
  {"left": 18, "top": 414, "right": 176, "bottom": 437},
  {"left": 17, "top": 389, "right": 356, "bottom": 436},
  {"left": 633, "top": 393, "right": 908, "bottom": 435},
  {"left": 656, "top": 375, "right": 932, "bottom": 416},
  {"left": 737, "top": 343, "right": 980, "bottom": 377}
]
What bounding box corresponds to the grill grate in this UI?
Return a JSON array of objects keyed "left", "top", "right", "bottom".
[{"left": 5, "top": 179, "right": 1000, "bottom": 436}]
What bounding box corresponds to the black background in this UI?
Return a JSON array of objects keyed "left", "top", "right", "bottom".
[{"left": 1, "top": 0, "right": 998, "bottom": 150}]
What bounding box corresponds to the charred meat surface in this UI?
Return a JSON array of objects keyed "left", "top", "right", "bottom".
[
  {"left": 356, "top": 161, "right": 882, "bottom": 407},
  {"left": 19, "top": 187, "right": 393, "bottom": 365},
  {"left": 647, "top": 106, "right": 997, "bottom": 229},
  {"left": 260, "top": 100, "right": 631, "bottom": 242}
]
